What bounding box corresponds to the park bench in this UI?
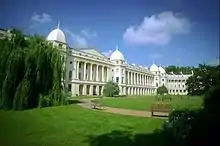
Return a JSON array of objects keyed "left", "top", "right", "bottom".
[
  {"left": 91, "top": 100, "right": 103, "bottom": 110},
  {"left": 151, "top": 103, "right": 173, "bottom": 117}
]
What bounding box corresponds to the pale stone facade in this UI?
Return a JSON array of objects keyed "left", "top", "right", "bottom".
[{"left": 0, "top": 26, "right": 193, "bottom": 96}]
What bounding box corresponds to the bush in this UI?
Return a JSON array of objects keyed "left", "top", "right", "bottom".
[
  {"left": 157, "top": 85, "right": 168, "bottom": 95},
  {"left": 162, "top": 109, "right": 200, "bottom": 146},
  {"left": 103, "top": 81, "right": 120, "bottom": 97}
]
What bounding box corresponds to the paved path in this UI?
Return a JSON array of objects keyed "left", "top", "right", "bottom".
[{"left": 74, "top": 98, "right": 168, "bottom": 119}]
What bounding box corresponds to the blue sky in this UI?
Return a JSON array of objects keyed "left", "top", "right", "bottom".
[{"left": 0, "top": 0, "right": 219, "bottom": 67}]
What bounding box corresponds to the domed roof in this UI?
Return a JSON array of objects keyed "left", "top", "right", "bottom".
[
  {"left": 158, "top": 66, "right": 166, "bottom": 73},
  {"left": 150, "top": 64, "right": 159, "bottom": 72},
  {"left": 47, "top": 23, "right": 66, "bottom": 44},
  {"left": 144, "top": 66, "right": 148, "bottom": 70},
  {"left": 110, "top": 45, "right": 125, "bottom": 60}
]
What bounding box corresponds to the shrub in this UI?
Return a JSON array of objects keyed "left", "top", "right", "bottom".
[
  {"left": 162, "top": 109, "right": 200, "bottom": 145},
  {"left": 103, "top": 81, "right": 120, "bottom": 97},
  {"left": 157, "top": 85, "right": 168, "bottom": 95}
]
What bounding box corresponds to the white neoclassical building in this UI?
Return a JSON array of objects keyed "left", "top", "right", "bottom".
[{"left": 0, "top": 25, "right": 193, "bottom": 96}]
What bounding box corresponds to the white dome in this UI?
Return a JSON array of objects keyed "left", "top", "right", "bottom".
[
  {"left": 150, "top": 64, "right": 159, "bottom": 72},
  {"left": 110, "top": 46, "right": 125, "bottom": 60},
  {"left": 47, "top": 27, "right": 66, "bottom": 44},
  {"left": 144, "top": 66, "right": 148, "bottom": 70},
  {"left": 158, "top": 66, "right": 166, "bottom": 73}
]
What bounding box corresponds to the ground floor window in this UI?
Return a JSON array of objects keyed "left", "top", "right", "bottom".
[{"left": 68, "top": 84, "right": 71, "bottom": 92}]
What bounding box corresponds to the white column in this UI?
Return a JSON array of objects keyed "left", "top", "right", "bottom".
[
  {"left": 106, "top": 67, "right": 109, "bottom": 82},
  {"left": 83, "top": 62, "right": 87, "bottom": 80},
  {"left": 102, "top": 66, "right": 104, "bottom": 82},
  {"left": 96, "top": 65, "right": 99, "bottom": 81},
  {"left": 131, "top": 72, "right": 134, "bottom": 85},
  {"left": 134, "top": 73, "right": 136, "bottom": 85},
  {"left": 147, "top": 76, "right": 149, "bottom": 85},
  {"left": 83, "top": 84, "right": 87, "bottom": 95},
  {"left": 90, "top": 63, "right": 93, "bottom": 81},
  {"left": 89, "top": 85, "right": 93, "bottom": 95},
  {"left": 76, "top": 61, "right": 79, "bottom": 79},
  {"left": 145, "top": 75, "right": 146, "bottom": 85},
  {"left": 128, "top": 72, "right": 130, "bottom": 85},
  {"left": 73, "top": 60, "right": 76, "bottom": 79}
]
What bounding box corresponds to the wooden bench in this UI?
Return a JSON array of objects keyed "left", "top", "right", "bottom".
[
  {"left": 91, "top": 100, "right": 103, "bottom": 110},
  {"left": 151, "top": 103, "right": 172, "bottom": 117}
]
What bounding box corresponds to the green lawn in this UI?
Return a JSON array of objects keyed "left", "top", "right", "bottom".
[
  {"left": 98, "top": 95, "right": 203, "bottom": 111},
  {"left": 0, "top": 104, "right": 165, "bottom": 146}
]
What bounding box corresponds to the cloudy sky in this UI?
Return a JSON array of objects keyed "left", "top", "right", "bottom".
[{"left": 0, "top": 0, "right": 219, "bottom": 67}]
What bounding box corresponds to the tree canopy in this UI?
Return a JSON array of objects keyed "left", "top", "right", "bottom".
[
  {"left": 186, "top": 64, "right": 220, "bottom": 95},
  {"left": 0, "top": 29, "right": 67, "bottom": 110},
  {"left": 103, "top": 81, "right": 120, "bottom": 97},
  {"left": 157, "top": 85, "right": 168, "bottom": 95},
  {"left": 165, "top": 65, "right": 194, "bottom": 74}
]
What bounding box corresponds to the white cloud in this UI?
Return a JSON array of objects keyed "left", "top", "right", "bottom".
[
  {"left": 102, "top": 50, "right": 113, "bottom": 57},
  {"left": 123, "top": 11, "right": 191, "bottom": 46},
  {"left": 65, "top": 29, "right": 88, "bottom": 48},
  {"left": 31, "top": 13, "right": 52, "bottom": 23},
  {"left": 81, "top": 29, "right": 97, "bottom": 38}
]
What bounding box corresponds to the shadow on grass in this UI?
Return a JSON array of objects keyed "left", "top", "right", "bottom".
[
  {"left": 67, "top": 99, "right": 83, "bottom": 105},
  {"left": 86, "top": 129, "right": 176, "bottom": 146}
]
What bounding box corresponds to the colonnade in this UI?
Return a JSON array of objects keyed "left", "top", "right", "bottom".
[
  {"left": 126, "top": 71, "right": 154, "bottom": 86},
  {"left": 70, "top": 60, "right": 109, "bottom": 82},
  {"left": 68, "top": 60, "right": 156, "bottom": 96}
]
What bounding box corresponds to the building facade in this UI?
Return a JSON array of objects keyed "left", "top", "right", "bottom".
[{"left": 0, "top": 26, "right": 193, "bottom": 96}]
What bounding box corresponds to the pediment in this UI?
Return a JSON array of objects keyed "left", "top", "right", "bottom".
[{"left": 80, "top": 48, "right": 107, "bottom": 58}]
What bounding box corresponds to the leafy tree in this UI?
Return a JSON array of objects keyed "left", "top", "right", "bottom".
[
  {"left": 165, "top": 65, "right": 194, "bottom": 74},
  {"left": 103, "top": 81, "right": 120, "bottom": 97},
  {"left": 0, "top": 29, "right": 67, "bottom": 110},
  {"left": 157, "top": 85, "right": 168, "bottom": 95},
  {"left": 186, "top": 64, "right": 220, "bottom": 95}
]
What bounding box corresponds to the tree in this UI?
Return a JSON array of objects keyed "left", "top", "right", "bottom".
[
  {"left": 103, "top": 81, "right": 120, "bottom": 97},
  {"left": 186, "top": 64, "right": 220, "bottom": 95},
  {"left": 165, "top": 65, "right": 194, "bottom": 74},
  {"left": 0, "top": 29, "right": 67, "bottom": 110},
  {"left": 157, "top": 85, "right": 168, "bottom": 95}
]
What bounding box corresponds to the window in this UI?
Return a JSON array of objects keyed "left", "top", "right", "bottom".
[
  {"left": 116, "top": 68, "right": 119, "bottom": 73},
  {"left": 180, "top": 90, "right": 182, "bottom": 93},
  {"left": 68, "top": 84, "right": 71, "bottom": 92},
  {"left": 162, "top": 79, "right": 164, "bottom": 81},
  {"left": 116, "top": 61, "right": 119, "bottom": 64},
  {"left": 70, "top": 61, "right": 72, "bottom": 64},
  {"left": 112, "top": 77, "right": 114, "bottom": 81},
  {"left": 182, "top": 85, "right": 184, "bottom": 88},
  {"left": 156, "top": 83, "right": 158, "bottom": 87},
  {"left": 184, "top": 90, "right": 186, "bottom": 92},
  {"left": 116, "top": 77, "right": 119, "bottom": 83},
  {"left": 58, "top": 43, "right": 62, "bottom": 47},
  {"left": 121, "top": 77, "right": 124, "bottom": 83},
  {"left": 112, "top": 69, "right": 114, "bottom": 72},
  {"left": 69, "top": 71, "right": 72, "bottom": 79}
]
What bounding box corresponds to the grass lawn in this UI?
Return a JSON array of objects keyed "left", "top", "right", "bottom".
[
  {"left": 98, "top": 95, "right": 203, "bottom": 111},
  {"left": 0, "top": 104, "right": 166, "bottom": 146}
]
